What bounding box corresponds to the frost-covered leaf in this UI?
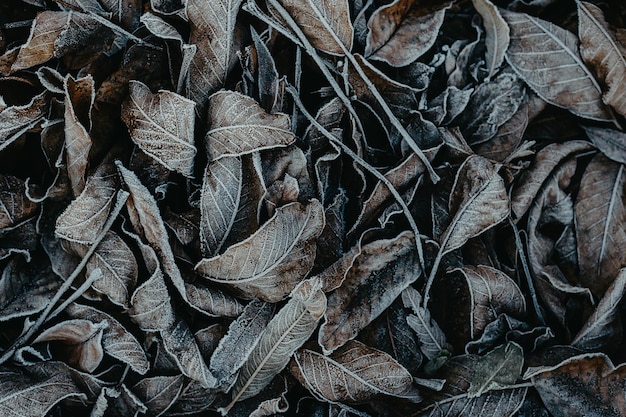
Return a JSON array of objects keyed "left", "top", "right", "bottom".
[
  {"left": 184, "top": 282, "right": 245, "bottom": 318},
  {"left": 402, "top": 286, "right": 450, "bottom": 360},
  {"left": 0, "top": 175, "right": 39, "bottom": 230},
  {"left": 472, "top": 0, "right": 509, "bottom": 79},
  {"left": 0, "top": 92, "right": 48, "bottom": 152},
  {"left": 122, "top": 81, "right": 197, "bottom": 177},
  {"left": 133, "top": 375, "right": 185, "bottom": 417},
  {"left": 583, "top": 126, "right": 626, "bottom": 165},
  {"left": 467, "top": 342, "right": 524, "bottom": 397}
]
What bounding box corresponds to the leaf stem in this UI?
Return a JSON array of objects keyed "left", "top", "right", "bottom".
[{"left": 0, "top": 190, "right": 129, "bottom": 365}]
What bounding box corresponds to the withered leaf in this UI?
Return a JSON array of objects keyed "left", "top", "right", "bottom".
[
  {"left": 122, "top": 81, "right": 197, "bottom": 177},
  {"left": 578, "top": 1, "right": 626, "bottom": 118},
  {"left": 223, "top": 278, "right": 326, "bottom": 412},
  {"left": 467, "top": 342, "right": 524, "bottom": 398},
  {"left": 365, "top": 0, "right": 449, "bottom": 67},
  {"left": 165, "top": 381, "right": 216, "bottom": 416},
  {"left": 501, "top": 9, "right": 613, "bottom": 121},
  {"left": 572, "top": 268, "right": 626, "bottom": 351},
  {"left": 195, "top": 200, "right": 324, "bottom": 302},
  {"left": 186, "top": 0, "right": 244, "bottom": 110},
  {"left": 133, "top": 375, "right": 185, "bottom": 417},
  {"left": 574, "top": 153, "right": 626, "bottom": 297},
  {"left": 0, "top": 92, "right": 48, "bottom": 152},
  {"left": 205, "top": 90, "right": 295, "bottom": 160},
  {"left": 33, "top": 318, "right": 107, "bottom": 373},
  {"left": 527, "top": 353, "right": 626, "bottom": 417},
  {"left": 0, "top": 175, "right": 38, "bottom": 230},
  {"left": 269, "top": 0, "right": 354, "bottom": 56},
  {"left": 209, "top": 299, "right": 273, "bottom": 391},
  {"left": 291, "top": 340, "right": 420, "bottom": 404},
  {"left": 440, "top": 155, "right": 509, "bottom": 255},
  {"left": 402, "top": 286, "right": 450, "bottom": 360},
  {"left": 319, "top": 231, "right": 422, "bottom": 354},
  {"left": 583, "top": 126, "right": 626, "bottom": 165},
  {"left": 472, "top": 0, "right": 509, "bottom": 79},
  {"left": 65, "top": 303, "right": 149, "bottom": 375},
  {"left": 184, "top": 282, "right": 245, "bottom": 318},
  {"left": 99, "top": 0, "right": 142, "bottom": 31}
]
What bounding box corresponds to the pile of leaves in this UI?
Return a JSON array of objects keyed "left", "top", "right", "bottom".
[{"left": 1, "top": 0, "right": 626, "bottom": 415}]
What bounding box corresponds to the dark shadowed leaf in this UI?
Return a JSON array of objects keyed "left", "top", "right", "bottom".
[
  {"left": 467, "top": 342, "right": 524, "bottom": 397},
  {"left": 402, "top": 286, "right": 450, "bottom": 360},
  {"left": 133, "top": 375, "right": 185, "bottom": 417},
  {"left": 583, "top": 126, "right": 626, "bottom": 165},
  {"left": 0, "top": 175, "right": 38, "bottom": 230},
  {"left": 501, "top": 9, "right": 612, "bottom": 121},
  {"left": 0, "top": 92, "right": 48, "bottom": 152}
]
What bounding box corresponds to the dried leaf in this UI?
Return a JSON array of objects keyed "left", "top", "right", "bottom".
[
  {"left": 472, "top": 0, "right": 509, "bottom": 79},
  {"left": 583, "top": 126, "right": 626, "bottom": 165},
  {"left": 184, "top": 282, "right": 245, "bottom": 318},
  {"left": 574, "top": 153, "right": 626, "bottom": 297},
  {"left": 402, "top": 286, "right": 450, "bottom": 360},
  {"left": 467, "top": 342, "right": 524, "bottom": 397},
  {"left": 65, "top": 303, "right": 149, "bottom": 375},
  {"left": 224, "top": 278, "right": 326, "bottom": 411},
  {"left": 270, "top": 0, "right": 354, "bottom": 56},
  {"left": 165, "top": 381, "right": 216, "bottom": 416},
  {"left": 291, "top": 340, "right": 421, "bottom": 403},
  {"left": 578, "top": 1, "right": 626, "bottom": 118},
  {"left": 186, "top": 0, "right": 244, "bottom": 109},
  {"left": 33, "top": 318, "right": 107, "bottom": 372},
  {"left": 133, "top": 375, "right": 185, "bottom": 417},
  {"left": 205, "top": 90, "right": 295, "bottom": 160},
  {"left": 440, "top": 155, "right": 509, "bottom": 255},
  {"left": 0, "top": 175, "right": 38, "bottom": 230},
  {"left": 572, "top": 268, "right": 626, "bottom": 351},
  {"left": 122, "top": 81, "right": 197, "bottom": 177},
  {"left": 319, "top": 231, "right": 422, "bottom": 354},
  {"left": 501, "top": 9, "right": 613, "bottom": 121},
  {"left": 195, "top": 200, "right": 324, "bottom": 302},
  {"left": 0, "top": 92, "right": 48, "bottom": 152},
  {"left": 365, "top": 0, "right": 449, "bottom": 67},
  {"left": 527, "top": 353, "right": 626, "bottom": 417}
]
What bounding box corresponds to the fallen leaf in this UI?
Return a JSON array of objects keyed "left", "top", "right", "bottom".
[
  {"left": 195, "top": 200, "right": 324, "bottom": 302},
  {"left": 132, "top": 375, "right": 185, "bottom": 417},
  {"left": 291, "top": 340, "right": 421, "bottom": 403},
  {"left": 467, "top": 341, "right": 524, "bottom": 397},
  {"left": 0, "top": 175, "right": 38, "bottom": 230},
  {"left": 501, "top": 9, "right": 613, "bottom": 121},
  {"left": 402, "top": 286, "right": 450, "bottom": 360},
  {"left": 583, "top": 126, "right": 626, "bottom": 165},
  {"left": 472, "top": 0, "right": 509, "bottom": 79},
  {"left": 122, "top": 80, "right": 197, "bottom": 177},
  {"left": 184, "top": 282, "right": 245, "bottom": 318},
  {"left": 0, "top": 92, "right": 48, "bottom": 152}
]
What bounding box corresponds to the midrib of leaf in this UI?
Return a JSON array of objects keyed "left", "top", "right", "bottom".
[
  {"left": 207, "top": 124, "right": 291, "bottom": 135},
  {"left": 418, "top": 385, "right": 529, "bottom": 413},
  {"left": 597, "top": 164, "right": 624, "bottom": 277},
  {"left": 208, "top": 161, "right": 242, "bottom": 252},
  {"left": 470, "top": 349, "right": 514, "bottom": 397},
  {"left": 367, "top": 5, "right": 411, "bottom": 58},
  {"left": 409, "top": 313, "right": 444, "bottom": 353},
  {"left": 580, "top": 3, "right": 626, "bottom": 72}
]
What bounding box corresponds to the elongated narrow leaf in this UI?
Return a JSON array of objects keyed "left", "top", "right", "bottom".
[
  {"left": 269, "top": 0, "right": 353, "bottom": 56},
  {"left": 365, "top": 0, "right": 449, "bottom": 67},
  {"left": 440, "top": 155, "right": 509, "bottom": 255},
  {"left": 186, "top": 0, "right": 244, "bottom": 110},
  {"left": 472, "top": 0, "right": 509, "bottom": 79},
  {"left": 402, "top": 286, "right": 449, "bottom": 360},
  {"left": 205, "top": 91, "right": 295, "bottom": 160},
  {"left": 195, "top": 200, "right": 324, "bottom": 302},
  {"left": 575, "top": 153, "right": 626, "bottom": 297},
  {"left": 224, "top": 279, "right": 326, "bottom": 411},
  {"left": 0, "top": 92, "right": 48, "bottom": 152},
  {"left": 291, "top": 340, "right": 420, "bottom": 403},
  {"left": 122, "top": 81, "right": 196, "bottom": 177},
  {"left": 0, "top": 175, "right": 39, "bottom": 230},
  {"left": 501, "top": 9, "right": 612, "bottom": 121},
  {"left": 578, "top": 1, "right": 626, "bottom": 118},
  {"left": 65, "top": 303, "right": 149, "bottom": 375},
  {"left": 319, "top": 231, "right": 422, "bottom": 354}
]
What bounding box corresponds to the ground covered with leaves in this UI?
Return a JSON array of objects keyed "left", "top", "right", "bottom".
[{"left": 1, "top": 0, "right": 626, "bottom": 415}]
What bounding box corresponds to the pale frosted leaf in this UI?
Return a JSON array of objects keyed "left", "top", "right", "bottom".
[
  {"left": 365, "top": 0, "right": 449, "bottom": 67},
  {"left": 0, "top": 175, "right": 39, "bottom": 230},
  {"left": 184, "top": 282, "right": 245, "bottom": 318},
  {"left": 583, "top": 126, "right": 626, "bottom": 165},
  {"left": 441, "top": 155, "right": 509, "bottom": 255},
  {"left": 473, "top": 99, "right": 529, "bottom": 162},
  {"left": 291, "top": 340, "right": 421, "bottom": 403},
  {"left": 122, "top": 81, "right": 197, "bottom": 177},
  {"left": 0, "top": 362, "right": 88, "bottom": 417},
  {"left": 510, "top": 141, "right": 593, "bottom": 219},
  {"left": 195, "top": 200, "right": 325, "bottom": 302},
  {"left": 501, "top": 9, "right": 612, "bottom": 121},
  {"left": 200, "top": 155, "right": 263, "bottom": 257},
  {"left": 186, "top": 0, "right": 244, "bottom": 110},
  {"left": 269, "top": 0, "right": 353, "bottom": 56},
  {"left": 319, "top": 231, "right": 422, "bottom": 354},
  {"left": 162, "top": 320, "right": 217, "bottom": 389},
  {"left": 468, "top": 342, "right": 524, "bottom": 397},
  {"left": 575, "top": 154, "right": 626, "bottom": 297},
  {"left": 128, "top": 261, "right": 175, "bottom": 332},
  {"left": 225, "top": 279, "right": 326, "bottom": 410},
  {"left": 205, "top": 91, "right": 295, "bottom": 160},
  {"left": 402, "top": 286, "right": 449, "bottom": 360},
  {"left": 64, "top": 74, "right": 94, "bottom": 196},
  {"left": 578, "top": 2, "right": 626, "bottom": 118},
  {"left": 0, "top": 92, "right": 48, "bottom": 153},
  {"left": 209, "top": 299, "right": 273, "bottom": 391},
  {"left": 472, "top": 0, "right": 509, "bottom": 79},
  {"left": 165, "top": 381, "right": 216, "bottom": 416},
  {"left": 33, "top": 319, "right": 107, "bottom": 372},
  {"left": 65, "top": 303, "right": 149, "bottom": 375},
  {"left": 133, "top": 375, "right": 185, "bottom": 417},
  {"left": 55, "top": 162, "right": 118, "bottom": 244},
  {"left": 528, "top": 353, "right": 626, "bottom": 417},
  {"left": 11, "top": 11, "right": 70, "bottom": 72},
  {"left": 98, "top": 0, "right": 142, "bottom": 30}
]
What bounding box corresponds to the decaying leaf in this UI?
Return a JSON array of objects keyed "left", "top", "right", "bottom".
[
  {"left": 402, "top": 286, "right": 450, "bottom": 360},
  {"left": 291, "top": 340, "right": 421, "bottom": 403},
  {"left": 195, "top": 200, "right": 324, "bottom": 302},
  {"left": 133, "top": 375, "right": 185, "bottom": 417},
  {"left": 583, "top": 126, "right": 626, "bottom": 165},
  {"left": 0, "top": 175, "right": 39, "bottom": 230},
  {"left": 0, "top": 92, "right": 48, "bottom": 152},
  {"left": 472, "top": 0, "right": 509, "bottom": 79},
  {"left": 122, "top": 81, "right": 197, "bottom": 177},
  {"left": 467, "top": 342, "right": 524, "bottom": 397}
]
